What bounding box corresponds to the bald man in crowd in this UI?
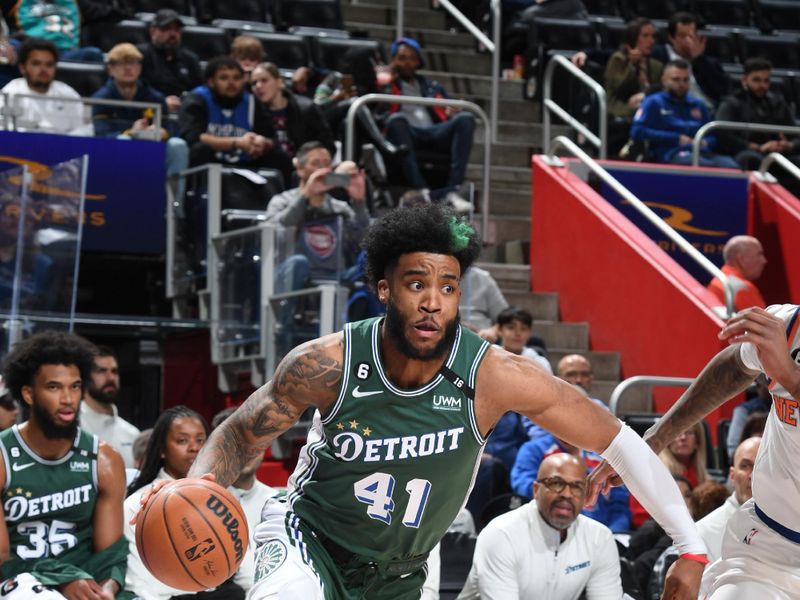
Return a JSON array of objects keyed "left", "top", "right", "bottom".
[
  {"left": 696, "top": 436, "right": 761, "bottom": 562},
  {"left": 707, "top": 235, "right": 767, "bottom": 311},
  {"left": 459, "top": 453, "right": 622, "bottom": 599}
]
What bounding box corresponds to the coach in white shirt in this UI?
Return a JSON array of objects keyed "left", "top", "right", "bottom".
[
  {"left": 1, "top": 37, "right": 92, "bottom": 136},
  {"left": 696, "top": 435, "right": 761, "bottom": 563},
  {"left": 458, "top": 453, "right": 622, "bottom": 600}
]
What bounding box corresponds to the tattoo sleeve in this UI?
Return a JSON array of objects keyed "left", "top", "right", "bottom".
[
  {"left": 644, "top": 345, "right": 758, "bottom": 454},
  {"left": 188, "top": 340, "right": 342, "bottom": 487}
]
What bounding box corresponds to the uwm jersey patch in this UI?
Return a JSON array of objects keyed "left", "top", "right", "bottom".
[{"left": 287, "top": 318, "right": 490, "bottom": 561}]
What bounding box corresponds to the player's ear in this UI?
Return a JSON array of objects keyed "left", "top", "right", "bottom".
[
  {"left": 20, "top": 385, "right": 33, "bottom": 407},
  {"left": 377, "top": 279, "right": 389, "bottom": 304}
]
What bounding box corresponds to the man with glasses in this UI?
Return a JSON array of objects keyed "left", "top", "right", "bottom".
[{"left": 459, "top": 453, "right": 622, "bottom": 599}]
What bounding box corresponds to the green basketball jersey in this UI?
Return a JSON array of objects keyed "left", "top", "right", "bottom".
[
  {"left": 0, "top": 425, "right": 99, "bottom": 563},
  {"left": 288, "top": 317, "right": 490, "bottom": 561}
]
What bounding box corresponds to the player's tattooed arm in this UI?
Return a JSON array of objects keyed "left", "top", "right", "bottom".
[
  {"left": 644, "top": 344, "right": 758, "bottom": 453},
  {"left": 189, "top": 334, "right": 344, "bottom": 487}
]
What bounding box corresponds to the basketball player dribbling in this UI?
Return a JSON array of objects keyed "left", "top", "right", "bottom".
[
  {"left": 141, "top": 204, "right": 708, "bottom": 600},
  {"left": 589, "top": 304, "right": 800, "bottom": 599}
]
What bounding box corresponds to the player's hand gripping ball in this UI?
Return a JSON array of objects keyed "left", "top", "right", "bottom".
[{"left": 135, "top": 478, "right": 249, "bottom": 591}]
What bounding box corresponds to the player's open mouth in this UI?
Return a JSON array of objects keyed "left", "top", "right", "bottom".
[
  {"left": 413, "top": 321, "right": 439, "bottom": 338},
  {"left": 57, "top": 409, "right": 76, "bottom": 421}
]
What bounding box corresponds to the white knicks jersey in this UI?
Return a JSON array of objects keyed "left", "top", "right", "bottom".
[{"left": 738, "top": 303, "right": 800, "bottom": 535}]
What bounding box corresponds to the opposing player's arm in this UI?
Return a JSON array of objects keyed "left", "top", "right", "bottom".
[
  {"left": 188, "top": 333, "right": 344, "bottom": 488},
  {"left": 476, "top": 347, "right": 621, "bottom": 453},
  {"left": 645, "top": 344, "right": 758, "bottom": 454},
  {"left": 93, "top": 442, "right": 126, "bottom": 553}
]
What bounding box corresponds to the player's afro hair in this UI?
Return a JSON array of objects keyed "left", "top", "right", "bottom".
[
  {"left": 4, "top": 330, "right": 96, "bottom": 402},
  {"left": 362, "top": 203, "right": 481, "bottom": 291}
]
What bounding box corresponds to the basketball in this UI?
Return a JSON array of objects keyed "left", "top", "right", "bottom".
[{"left": 135, "top": 478, "right": 249, "bottom": 592}]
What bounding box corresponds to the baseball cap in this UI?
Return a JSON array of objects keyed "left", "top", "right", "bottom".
[
  {"left": 390, "top": 36, "right": 424, "bottom": 67},
  {"left": 152, "top": 8, "right": 184, "bottom": 28}
]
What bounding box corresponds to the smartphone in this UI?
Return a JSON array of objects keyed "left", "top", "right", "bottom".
[{"left": 324, "top": 172, "right": 352, "bottom": 188}]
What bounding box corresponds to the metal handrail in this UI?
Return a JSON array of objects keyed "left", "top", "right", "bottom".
[
  {"left": 691, "top": 120, "right": 800, "bottom": 166},
  {"left": 759, "top": 151, "right": 800, "bottom": 183},
  {"left": 543, "top": 54, "right": 608, "bottom": 159},
  {"left": 548, "top": 135, "right": 735, "bottom": 316},
  {"left": 394, "top": 0, "right": 500, "bottom": 143},
  {"left": 609, "top": 376, "right": 693, "bottom": 416},
  {"left": 344, "top": 93, "right": 492, "bottom": 239},
  {"left": 1, "top": 92, "right": 163, "bottom": 133}
]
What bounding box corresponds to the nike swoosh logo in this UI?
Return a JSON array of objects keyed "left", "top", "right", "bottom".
[
  {"left": 12, "top": 462, "right": 35, "bottom": 472},
  {"left": 352, "top": 386, "right": 381, "bottom": 398}
]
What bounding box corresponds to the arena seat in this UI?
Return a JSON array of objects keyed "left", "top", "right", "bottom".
[
  {"left": 273, "top": 0, "right": 343, "bottom": 31},
  {"left": 583, "top": 0, "right": 621, "bottom": 17},
  {"left": 92, "top": 19, "right": 149, "bottom": 53},
  {"left": 248, "top": 32, "right": 312, "bottom": 70},
  {"left": 312, "top": 37, "right": 384, "bottom": 72},
  {"left": 56, "top": 61, "right": 108, "bottom": 97},
  {"left": 530, "top": 17, "right": 600, "bottom": 53},
  {"left": 717, "top": 418, "right": 731, "bottom": 472},
  {"left": 694, "top": 0, "right": 753, "bottom": 28},
  {"left": 136, "top": 12, "right": 198, "bottom": 26},
  {"left": 621, "top": 0, "right": 691, "bottom": 21},
  {"left": 196, "top": 0, "right": 273, "bottom": 24},
  {"left": 739, "top": 32, "right": 800, "bottom": 70},
  {"left": 180, "top": 25, "right": 230, "bottom": 60},
  {"left": 134, "top": 0, "right": 194, "bottom": 15},
  {"left": 700, "top": 27, "right": 741, "bottom": 64},
  {"left": 212, "top": 18, "right": 276, "bottom": 36},
  {"left": 755, "top": 0, "right": 800, "bottom": 33}
]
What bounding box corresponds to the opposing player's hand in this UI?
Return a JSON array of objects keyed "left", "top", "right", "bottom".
[
  {"left": 660, "top": 557, "right": 705, "bottom": 600},
  {"left": 131, "top": 473, "right": 216, "bottom": 525},
  {"left": 719, "top": 307, "right": 800, "bottom": 395},
  {"left": 585, "top": 459, "right": 622, "bottom": 508},
  {"left": 59, "top": 578, "right": 112, "bottom": 600}
]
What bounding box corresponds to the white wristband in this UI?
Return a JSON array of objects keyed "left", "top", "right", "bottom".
[{"left": 601, "top": 424, "right": 707, "bottom": 555}]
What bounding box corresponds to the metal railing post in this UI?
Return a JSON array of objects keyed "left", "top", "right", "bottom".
[
  {"left": 692, "top": 121, "right": 800, "bottom": 166},
  {"left": 345, "top": 94, "right": 491, "bottom": 238},
  {"left": 609, "top": 376, "right": 693, "bottom": 416},
  {"left": 548, "top": 136, "right": 735, "bottom": 316},
  {"left": 759, "top": 151, "right": 800, "bottom": 183},
  {"left": 543, "top": 55, "right": 607, "bottom": 158},
  {"left": 397, "top": 0, "right": 404, "bottom": 39}
]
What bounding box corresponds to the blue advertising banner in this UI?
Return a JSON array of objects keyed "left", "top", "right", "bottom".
[
  {"left": 595, "top": 163, "right": 749, "bottom": 283},
  {"left": 0, "top": 131, "right": 166, "bottom": 254}
]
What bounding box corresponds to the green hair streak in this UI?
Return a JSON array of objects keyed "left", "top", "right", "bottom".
[{"left": 449, "top": 217, "right": 474, "bottom": 252}]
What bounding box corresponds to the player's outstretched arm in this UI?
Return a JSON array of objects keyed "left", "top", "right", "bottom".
[{"left": 187, "top": 334, "right": 344, "bottom": 488}]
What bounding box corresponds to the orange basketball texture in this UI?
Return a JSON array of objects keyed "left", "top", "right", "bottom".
[{"left": 135, "top": 478, "right": 249, "bottom": 592}]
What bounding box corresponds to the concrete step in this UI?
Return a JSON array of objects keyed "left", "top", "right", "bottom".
[
  {"left": 476, "top": 262, "right": 529, "bottom": 291},
  {"left": 546, "top": 349, "right": 621, "bottom": 382},
  {"left": 354, "top": 0, "right": 431, "bottom": 9},
  {"left": 468, "top": 164, "right": 530, "bottom": 185},
  {"left": 342, "top": 3, "right": 447, "bottom": 29},
  {"left": 483, "top": 215, "right": 531, "bottom": 245},
  {"left": 504, "top": 289, "right": 559, "bottom": 321},
  {"left": 586, "top": 380, "right": 622, "bottom": 406},
  {"left": 420, "top": 70, "right": 524, "bottom": 100},
  {"left": 421, "top": 47, "right": 492, "bottom": 74},
  {"left": 470, "top": 96, "right": 539, "bottom": 121},
  {"left": 480, "top": 187, "right": 531, "bottom": 217},
  {"left": 534, "top": 320, "right": 589, "bottom": 352},
  {"left": 471, "top": 142, "right": 534, "bottom": 169},
  {"left": 349, "top": 21, "right": 476, "bottom": 49}
]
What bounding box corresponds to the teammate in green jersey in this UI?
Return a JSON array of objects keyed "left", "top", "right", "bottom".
[
  {"left": 141, "top": 203, "right": 706, "bottom": 600},
  {"left": 0, "top": 331, "right": 128, "bottom": 599}
]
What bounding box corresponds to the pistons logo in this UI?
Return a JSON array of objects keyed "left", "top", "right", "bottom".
[{"left": 303, "top": 224, "right": 337, "bottom": 259}]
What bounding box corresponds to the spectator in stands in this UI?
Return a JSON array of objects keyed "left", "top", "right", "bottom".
[
  {"left": 2, "top": 0, "right": 103, "bottom": 63},
  {"left": 211, "top": 407, "right": 277, "bottom": 594},
  {"left": 79, "top": 344, "right": 140, "bottom": 469},
  {"left": 716, "top": 58, "right": 800, "bottom": 170},
  {"left": 511, "top": 426, "right": 631, "bottom": 533},
  {"left": 131, "top": 428, "right": 152, "bottom": 470},
  {"left": 697, "top": 436, "right": 761, "bottom": 563},
  {"left": 0, "top": 331, "right": 127, "bottom": 598},
  {"left": 92, "top": 43, "right": 189, "bottom": 196},
  {"left": 380, "top": 37, "right": 475, "bottom": 212},
  {"left": 264, "top": 141, "right": 369, "bottom": 328},
  {"left": 651, "top": 12, "right": 728, "bottom": 109},
  {"left": 179, "top": 56, "right": 270, "bottom": 169},
  {"left": 1, "top": 37, "right": 93, "bottom": 136},
  {"left": 707, "top": 234, "right": 767, "bottom": 312},
  {"left": 496, "top": 306, "right": 552, "bottom": 374},
  {"left": 124, "top": 406, "right": 246, "bottom": 599},
  {"left": 604, "top": 18, "right": 662, "bottom": 153},
  {"left": 630, "top": 421, "right": 709, "bottom": 528},
  {"left": 0, "top": 32, "right": 21, "bottom": 88},
  {"left": 631, "top": 59, "right": 738, "bottom": 168},
  {"left": 459, "top": 265, "right": 509, "bottom": 341},
  {"left": 690, "top": 480, "right": 729, "bottom": 521},
  {"left": 230, "top": 35, "right": 266, "bottom": 83},
  {"left": 459, "top": 453, "right": 622, "bottom": 600},
  {"left": 0, "top": 377, "right": 18, "bottom": 430},
  {"left": 137, "top": 8, "right": 203, "bottom": 113},
  {"left": 251, "top": 61, "right": 336, "bottom": 185}
]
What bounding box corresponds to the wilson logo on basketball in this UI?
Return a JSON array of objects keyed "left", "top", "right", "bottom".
[
  {"left": 206, "top": 495, "right": 245, "bottom": 562},
  {"left": 184, "top": 538, "right": 216, "bottom": 562}
]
